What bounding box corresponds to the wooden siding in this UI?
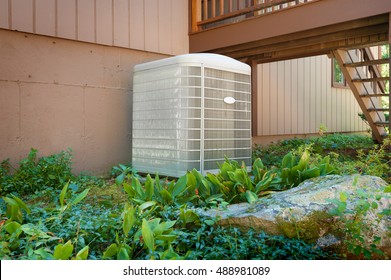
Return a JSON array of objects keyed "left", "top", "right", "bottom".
[
  {"left": 0, "top": 0, "right": 188, "bottom": 55},
  {"left": 257, "top": 55, "right": 368, "bottom": 136}
]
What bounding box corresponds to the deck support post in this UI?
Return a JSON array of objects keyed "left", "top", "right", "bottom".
[
  {"left": 388, "top": 12, "right": 391, "bottom": 135},
  {"left": 250, "top": 59, "right": 258, "bottom": 137}
]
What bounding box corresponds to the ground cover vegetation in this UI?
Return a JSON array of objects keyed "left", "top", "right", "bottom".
[{"left": 0, "top": 134, "right": 390, "bottom": 260}]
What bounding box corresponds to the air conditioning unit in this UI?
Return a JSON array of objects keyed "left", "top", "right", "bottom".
[{"left": 132, "top": 53, "right": 252, "bottom": 177}]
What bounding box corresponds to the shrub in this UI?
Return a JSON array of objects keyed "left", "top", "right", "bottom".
[
  {"left": 328, "top": 184, "right": 391, "bottom": 259},
  {"left": 0, "top": 148, "right": 74, "bottom": 195},
  {"left": 253, "top": 134, "right": 374, "bottom": 167},
  {"left": 331, "top": 136, "right": 391, "bottom": 182}
]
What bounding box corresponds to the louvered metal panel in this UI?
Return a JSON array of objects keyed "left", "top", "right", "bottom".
[{"left": 132, "top": 53, "right": 251, "bottom": 177}]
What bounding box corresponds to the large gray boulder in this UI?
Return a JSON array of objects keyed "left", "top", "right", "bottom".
[{"left": 200, "top": 175, "right": 391, "bottom": 258}]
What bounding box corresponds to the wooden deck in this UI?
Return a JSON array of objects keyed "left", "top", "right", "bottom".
[
  {"left": 189, "top": 0, "right": 391, "bottom": 142},
  {"left": 189, "top": 0, "right": 391, "bottom": 63}
]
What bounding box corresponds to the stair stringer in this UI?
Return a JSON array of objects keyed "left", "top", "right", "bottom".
[{"left": 333, "top": 49, "right": 386, "bottom": 143}]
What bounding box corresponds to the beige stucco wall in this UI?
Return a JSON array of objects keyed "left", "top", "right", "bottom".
[
  {"left": 0, "top": 0, "right": 189, "bottom": 174},
  {"left": 0, "top": 28, "right": 169, "bottom": 174}
]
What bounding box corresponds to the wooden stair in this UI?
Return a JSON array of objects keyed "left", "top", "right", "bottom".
[{"left": 334, "top": 47, "right": 390, "bottom": 143}]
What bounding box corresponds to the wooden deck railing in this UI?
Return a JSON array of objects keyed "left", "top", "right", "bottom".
[{"left": 190, "top": 0, "right": 319, "bottom": 32}]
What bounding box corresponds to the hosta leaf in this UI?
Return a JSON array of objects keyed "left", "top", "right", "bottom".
[
  {"left": 59, "top": 181, "right": 69, "bottom": 208},
  {"left": 219, "top": 161, "right": 235, "bottom": 181},
  {"left": 252, "top": 167, "right": 262, "bottom": 183},
  {"left": 139, "top": 201, "right": 157, "bottom": 211},
  {"left": 318, "top": 156, "right": 333, "bottom": 175},
  {"left": 298, "top": 150, "right": 310, "bottom": 171},
  {"left": 187, "top": 172, "right": 197, "bottom": 190},
  {"left": 147, "top": 218, "right": 161, "bottom": 231},
  {"left": 301, "top": 167, "right": 320, "bottom": 180},
  {"left": 207, "top": 173, "right": 223, "bottom": 190},
  {"left": 53, "top": 240, "right": 74, "bottom": 260},
  {"left": 123, "top": 182, "right": 134, "bottom": 197},
  {"left": 144, "top": 174, "right": 154, "bottom": 201},
  {"left": 60, "top": 205, "right": 69, "bottom": 213},
  {"left": 281, "top": 152, "right": 294, "bottom": 169},
  {"left": 3, "top": 197, "right": 18, "bottom": 207},
  {"left": 72, "top": 188, "right": 90, "bottom": 205},
  {"left": 161, "top": 220, "right": 176, "bottom": 230},
  {"left": 253, "top": 158, "right": 265, "bottom": 170},
  {"left": 3, "top": 197, "right": 23, "bottom": 223},
  {"left": 165, "top": 180, "right": 175, "bottom": 193},
  {"left": 4, "top": 221, "right": 21, "bottom": 235},
  {"left": 115, "top": 173, "right": 125, "bottom": 186},
  {"left": 288, "top": 166, "right": 300, "bottom": 186},
  {"left": 131, "top": 198, "right": 145, "bottom": 205},
  {"left": 160, "top": 189, "right": 173, "bottom": 204},
  {"left": 10, "top": 195, "right": 30, "bottom": 214},
  {"left": 226, "top": 157, "right": 240, "bottom": 169},
  {"left": 192, "top": 169, "right": 211, "bottom": 198},
  {"left": 205, "top": 193, "right": 224, "bottom": 203},
  {"left": 171, "top": 175, "right": 188, "bottom": 198},
  {"left": 258, "top": 190, "right": 277, "bottom": 197},
  {"left": 142, "top": 219, "right": 155, "bottom": 252},
  {"left": 119, "top": 164, "right": 128, "bottom": 171},
  {"left": 156, "top": 235, "right": 177, "bottom": 242},
  {"left": 123, "top": 204, "right": 136, "bottom": 236},
  {"left": 117, "top": 247, "right": 130, "bottom": 260},
  {"left": 103, "top": 243, "right": 118, "bottom": 259},
  {"left": 227, "top": 170, "right": 241, "bottom": 183},
  {"left": 75, "top": 246, "right": 89, "bottom": 260},
  {"left": 159, "top": 247, "right": 182, "bottom": 260},
  {"left": 255, "top": 173, "right": 274, "bottom": 193},
  {"left": 132, "top": 176, "right": 143, "bottom": 198},
  {"left": 154, "top": 173, "right": 162, "bottom": 191},
  {"left": 280, "top": 168, "right": 290, "bottom": 180},
  {"left": 245, "top": 190, "right": 258, "bottom": 204}
]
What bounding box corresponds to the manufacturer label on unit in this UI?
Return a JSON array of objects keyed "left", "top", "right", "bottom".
[{"left": 223, "top": 96, "right": 236, "bottom": 104}]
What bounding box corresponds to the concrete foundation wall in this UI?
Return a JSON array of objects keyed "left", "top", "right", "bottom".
[{"left": 0, "top": 29, "right": 168, "bottom": 174}]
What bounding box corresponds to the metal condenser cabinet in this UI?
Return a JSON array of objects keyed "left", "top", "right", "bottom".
[{"left": 132, "top": 53, "right": 251, "bottom": 177}]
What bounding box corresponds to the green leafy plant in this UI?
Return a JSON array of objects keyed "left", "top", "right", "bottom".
[
  {"left": 174, "top": 220, "right": 333, "bottom": 260},
  {"left": 0, "top": 148, "right": 74, "bottom": 195},
  {"left": 2, "top": 135, "right": 386, "bottom": 260},
  {"left": 253, "top": 134, "right": 375, "bottom": 167},
  {"left": 328, "top": 184, "right": 390, "bottom": 259},
  {"left": 332, "top": 136, "right": 391, "bottom": 182},
  {"left": 179, "top": 205, "right": 201, "bottom": 228},
  {"left": 206, "top": 150, "right": 337, "bottom": 204},
  {"left": 2, "top": 194, "right": 31, "bottom": 223},
  {"left": 102, "top": 202, "right": 181, "bottom": 260},
  {"left": 0, "top": 180, "right": 94, "bottom": 260},
  {"left": 58, "top": 181, "right": 90, "bottom": 216},
  {"left": 274, "top": 149, "right": 337, "bottom": 190}
]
